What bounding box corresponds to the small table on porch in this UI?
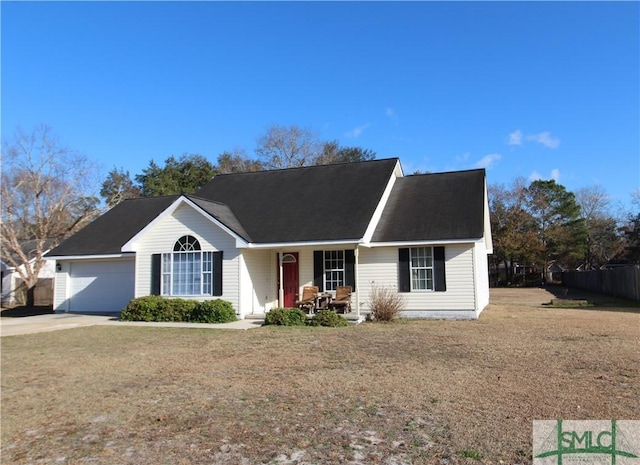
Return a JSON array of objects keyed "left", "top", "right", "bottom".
[{"left": 315, "top": 293, "right": 333, "bottom": 311}]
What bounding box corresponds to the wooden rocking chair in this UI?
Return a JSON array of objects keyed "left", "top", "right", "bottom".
[
  {"left": 295, "top": 286, "right": 318, "bottom": 313},
  {"left": 331, "top": 286, "right": 352, "bottom": 314}
]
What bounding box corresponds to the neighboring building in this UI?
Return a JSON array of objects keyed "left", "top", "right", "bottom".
[
  {"left": 2, "top": 240, "right": 55, "bottom": 307},
  {"left": 46, "top": 158, "right": 493, "bottom": 319}
]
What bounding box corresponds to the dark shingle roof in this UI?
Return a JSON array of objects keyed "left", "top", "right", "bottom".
[
  {"left": 372, "top": 169, "right": 486, "bottom": 242},
  {"left": 46, "top": 196, "right": 179, "bottom": 257},
  {"left": 187, "top": 196, "right": 252, "bottom": 242},
  {"left": 196, "top": 158, "right": 399, "bottom": 243},
  {"left": 2, "top": 238, "right": 57, "bottom": 265},
  {"left": 47, "top": 160, "right": 487, "bottom": 257}
]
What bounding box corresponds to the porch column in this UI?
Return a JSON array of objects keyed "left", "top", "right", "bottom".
[
  {"left": 278, "top": 252, "right": 284, "bottom": 307},
  {"left": 355, "top": 246, "right": 360, "bottom": 318}
]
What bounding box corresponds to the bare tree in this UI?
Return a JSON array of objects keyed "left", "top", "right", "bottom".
[
  {"left": 215, "top": 149, "right": 263, "bottom": 174},
  {"left": 1, "top": 125, "right": 100, "bottom": 305},
  {"left": 575, "top": 185, "right": 623, "bottom": 267},
  {"left": 255, "top": 124, "right": 322, "bottom": 170}
]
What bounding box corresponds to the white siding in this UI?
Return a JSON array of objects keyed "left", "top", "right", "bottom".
[
  {"left": 473, "top": 240, "right": 490, "bottom": 315},
  {"left": 240, "top": 249, "right": 276, "bottom": 315},
  {"left": 358, "top": 243, "right": 479, "bottom": 318},
  {"left": 132, "top": 203, "right": 241, "bottom": 312},
  {"left": 53, "top": 263, "right": 69, "bottom": 312}
]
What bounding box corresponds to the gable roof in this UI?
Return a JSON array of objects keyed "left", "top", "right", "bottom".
[
  {"left": 187, "top": 196, "right": 252, "bottom": 242},
  {"left": 47, "top": 159, "right": 489, "bottom": 258},
  {"left": 371, "top": 169, "right": 486, "bottom": 243},
  {"left": 196, "top": 158, "right": 399, "bottom": 243},
  {"left": 46, "top": 195, "right": 179, "bottom": 257}
]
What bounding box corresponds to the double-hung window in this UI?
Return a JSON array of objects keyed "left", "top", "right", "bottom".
[
  {"left": 323, "top": 250, "right": 345, "bottom": 291},
  {"left": 313, "top": 249, "right": 355, "bottom": 292},
  {"left": 161, "top": 235, "right": 213, "bottom": 296},
  {"left": 398, "top": 246, "right": 446, "bottom": 293},
  {"left": 410, "top": 246, "right": 434, "bottom": 291}
]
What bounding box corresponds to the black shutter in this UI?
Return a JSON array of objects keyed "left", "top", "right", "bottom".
[
  {"left": 345, "top": 249, "right": 356, "bottom": 291},
  {"left": 398, "top": 248, "right": 410, "bottom": 292},
  {"left": 151, "top": 254, "right": 161, "bottom": 295},
  {"left": 313, "top": 250, "right": 324, "bottom": 290},
  {"left": 213, "top": 251, "right": 223, "bottom": 296},
  {"left": 434, "top": 246, "right": 446, "bottom": 292}
]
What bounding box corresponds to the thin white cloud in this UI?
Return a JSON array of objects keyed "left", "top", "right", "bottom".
[
  {"left": 345, "top": 123, "right": 370, "bottom": 138},
  {"left": 527, "top": 131, "right": 560, "bottom": 148},
  {"left": 385, "top": 107, "right": 396, "bottom": 118},
  {"left": 528, "top": 169, "right": 560, "bottom": 182},
  {"left": 508, "top": 130, "right": 523, "bottom": 146},
  {"left": 507, "top": 130, "right": 560, "bottom": 148},
  {"left": 455, "top": 152, "right": 471, "bottom": 163},
  {"left": 474, "top": 153, "right": 502, "bottom": 169}
]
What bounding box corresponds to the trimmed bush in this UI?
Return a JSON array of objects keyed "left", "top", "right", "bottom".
[
  {"left": 309, "top": 310, "right": 349, "bottom": 327},
  {"left": 121, "top": 296, "right": 165, "bottom": 321},
  {"left": 121, "top": 296, "right": 236, "bottom": 323},
  {"left": 192, "top": 299, "right": 237, "bottom": 323},
  {"left": 369, "top": 285, "right": 405, "bottom": 322},
  {"left": 264, "top": 307, "right": 307, "bottom": 326}
]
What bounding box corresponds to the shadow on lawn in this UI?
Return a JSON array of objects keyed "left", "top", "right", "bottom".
[
  {"left": 542, "top": 284, "right": 640, "bottom": 313},
  {"left": 1, "top": 305, "right": 55, "bottom": 318}
]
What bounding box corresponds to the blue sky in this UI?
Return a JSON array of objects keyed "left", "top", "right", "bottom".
[{"left": 2, "top": 1, "right": 639, "bottom": 212}]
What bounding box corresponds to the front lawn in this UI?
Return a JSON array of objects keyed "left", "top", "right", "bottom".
[{"left": 2, "top": 289, "right": 638, "bottom": 464}]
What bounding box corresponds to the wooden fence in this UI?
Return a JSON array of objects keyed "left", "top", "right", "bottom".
[
  {"left": 10, "top": 278, "right": 54, "bottom": 306},
  {"left": 562, "top": 266, "right": 640, "bottom": 302}
]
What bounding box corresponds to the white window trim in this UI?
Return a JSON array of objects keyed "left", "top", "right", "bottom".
[
  {"left": 323, "top": 250, "right": 345, "bottom": 291},
  {"left": 410, "top": 246, "right": 434, "bottom": 292},
  {"left": 161, "top": 251, "right": 213, "bottom": 296},
  {"left": 161, "top": 236, "right": 214, "bottom": 297}
]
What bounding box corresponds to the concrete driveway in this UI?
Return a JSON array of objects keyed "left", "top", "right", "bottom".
[{"left": 0, "top": 313, "right": 264, "bottom": 337}]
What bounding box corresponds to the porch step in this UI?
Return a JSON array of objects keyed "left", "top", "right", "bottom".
[{"left": 244, "top": 313, "right": 266, "bottom": 320}]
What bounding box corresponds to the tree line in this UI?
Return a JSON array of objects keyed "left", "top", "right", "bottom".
[
  {"left": 100, "top": 124, "right": 376, "bottom": 208},
  {"left": 489, "top": 179, "right": 639, "bottom": 284},
  {"left": 1, "top": 124, "right": 638, "bottom": 305}
]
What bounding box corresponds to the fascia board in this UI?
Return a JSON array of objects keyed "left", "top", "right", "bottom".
[
  {"left": 245, "top": 239, "right": 361, "bottom": 249},
  {"left": 44, "top": 253, "right": 135, "bottom": 260},
  {"left": 483, "top": 180, "right": 494, "bottom": 254},
  {"left": 363, "top": 238, "right": 484, "bottom": 248},
  {"left": 361, "top": 159, "right": 401, "bottom": 244}
]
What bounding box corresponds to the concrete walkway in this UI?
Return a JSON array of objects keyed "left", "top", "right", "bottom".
[{"left": 0, "top": 313, "right": 265, "bottom": 337}]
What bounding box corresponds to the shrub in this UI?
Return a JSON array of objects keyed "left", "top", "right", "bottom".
[
  {"left": 309, "top": 310, "right": 349, "bottom": 327},
  {"left": 264, "top": 307, "right": 307, "bottom": 326},
  {"left": 121, "top": 296, "right": 236, "bottom": 323},
  {"left": 121, "top": 296, "right": 166, "bottom": 321},
  {"left": 192, "top": 299, "right": 237, "bottom": 323},
  {"left": 368, "top": 285, "right": 405, "bottom": 322}
]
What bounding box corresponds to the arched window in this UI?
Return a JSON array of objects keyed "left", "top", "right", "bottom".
[
  {"left": 173, "top": 235, "right": 201, "bottom": 252},
  {"left": 161, "top": 235, "right": 214, "bottom": 296},
  {"left": 281, "top": 253, "right": 297, "bottom": 264}
]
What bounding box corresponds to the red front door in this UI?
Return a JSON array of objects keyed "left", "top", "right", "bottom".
[{"left": 278, "top": 253, "right": 299, "bottom": 308}]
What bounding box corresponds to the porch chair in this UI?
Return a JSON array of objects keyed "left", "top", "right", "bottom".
[
  {"left": 295, "top": 286, "right": 319, "bottom": 314},
  {"left": 331, "top": 286, "right": 352, "bottom": 314}
]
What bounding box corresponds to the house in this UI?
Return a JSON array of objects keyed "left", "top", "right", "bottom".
[
  {"left": 2, "top": 240, "right": 56, "bottom": 307},
  {"left": 45, "top": 158, "right": 493, "bottom": 319}
]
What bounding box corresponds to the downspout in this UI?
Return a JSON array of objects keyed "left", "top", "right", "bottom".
[
  {"left": 278, "top": 252, "right": 284, "bottom": 307},
  {"left": 355, "top": 246, "right": 360, "bottom": 318}
]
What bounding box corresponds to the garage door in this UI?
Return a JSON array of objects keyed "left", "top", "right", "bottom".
[{"left": 69, "top": 260, "right": 135, "bottom": 313}]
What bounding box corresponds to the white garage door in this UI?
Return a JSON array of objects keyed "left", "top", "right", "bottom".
[{"left": 69, "top": 260, "right": 135, "bottom": 313}]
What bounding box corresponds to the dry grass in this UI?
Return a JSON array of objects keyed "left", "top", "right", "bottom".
[{"left": 2, "top": 288, "right": 638, "bottom": 464}]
